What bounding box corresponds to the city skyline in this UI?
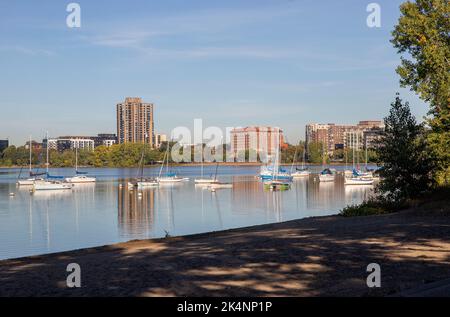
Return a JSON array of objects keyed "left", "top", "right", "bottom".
[{"left": 1, "top": 0, "right": 428, "bottom": 146}]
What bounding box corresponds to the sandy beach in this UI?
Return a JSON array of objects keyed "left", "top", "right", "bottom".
[{"left": 0, "top": 203, "right": 449, "bottom": 297}]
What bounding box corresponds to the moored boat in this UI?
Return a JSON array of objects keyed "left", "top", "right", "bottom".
[
  {"left": 344, "top": 177, "right": 374, "bottom": 185},
  {"left": 319, "top": 168, "right": 335, "bottom": 182}
]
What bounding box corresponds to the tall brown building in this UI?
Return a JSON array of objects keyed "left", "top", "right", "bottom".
[
  {"left": 116, "top": 97, "right": 154, "bottom": 146},
  {"left": 306, "top": 120, "right": 384, "bottom": 153}
]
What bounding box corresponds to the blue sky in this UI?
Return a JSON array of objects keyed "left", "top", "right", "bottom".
[{"left": 0, "top": 0, "right": 427, "bottom": 145}]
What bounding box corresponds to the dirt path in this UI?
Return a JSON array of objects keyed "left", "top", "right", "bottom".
[{"left": 0, "top": 209, "right": 449, "bottom": 297}]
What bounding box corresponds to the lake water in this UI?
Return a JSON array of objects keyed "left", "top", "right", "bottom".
[{"left": 0, "top": 165, "right": 375, "bottom": 260}]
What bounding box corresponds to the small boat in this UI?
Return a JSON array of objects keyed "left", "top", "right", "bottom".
[
  {"left": 290, "top": 145, "right": 310, "bottom": 178},
  {"left": 66, "top": 175, "right": 96, "bottom": 183},
  {"left": 291, "top": 169, "right": 310, "bottom": 178},
  {"left": 137, "top": 178, "right": 159, "bottom": 188},
  {"left": 65, "top": 148, "right": 96, "bottom": 183},
  {"left": 32, "top": 132, "right": 74, "bottom": 191},
  {"left": 344, "top": 177, "right": 374, "bottom": 185},
  {"left": 195, "top": 153, "right": 218, "bottom": 184},
  {"left": 157, "top": 142, "right": 188, "bottom": 183},
  {"left": 264, "top": 180, "right": 291, "bottom": 191},
  {"left": 157, "top": 173, "right": 186, "bottom": 183},
  {"left": 319, "top": 168, "right": 335, "bottom": 182},
  {"left": 344, "top": 169, "right": 374, "bottom": 185},
  {"left": 259, "top": 166, "right": 293, "bottom": 181},
  {"left": 17, "top": 135, "right": 46, "bottom": 186},
  {"left": 318, "top": 142, "right": 335, "bottom": 182}
]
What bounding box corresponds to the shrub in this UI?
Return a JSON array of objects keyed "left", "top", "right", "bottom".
[{"left": 340, "top": 198, "right": 409, "bottom": 217}]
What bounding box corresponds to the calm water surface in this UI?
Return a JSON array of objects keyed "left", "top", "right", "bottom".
[{"left": 0, "top": 165, "right": 375, "bottom": 260}]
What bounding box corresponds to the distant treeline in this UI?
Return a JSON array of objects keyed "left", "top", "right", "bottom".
[{"left": 0, "top": 141, "right": 378, "bottom": 168}]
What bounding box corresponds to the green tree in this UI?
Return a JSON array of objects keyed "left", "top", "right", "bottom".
[
  {"left": 376, "top": 95, "right": 435, "bottom": 202},
  {"left": 307, "top": 141, "right": 326, "bottom": 164},
  {"left": 391, "top": 0, "right": 450, "bottom": 183}
]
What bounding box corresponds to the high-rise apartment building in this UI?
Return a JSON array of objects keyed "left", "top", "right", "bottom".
[
  {"left": 116, "top": 97, "right": 154, "bottom": 146},
  {"left": 230, "top": 126, "right": 287, "bottom": 161},
  {"left": 154, "top": 133, "right": 167, "bottom": 148},
  {"left": 306, "top": 120, "right": 384, "bottom": 153}
]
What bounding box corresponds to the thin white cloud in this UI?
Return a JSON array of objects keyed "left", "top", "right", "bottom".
[
  {"left": 0, "top": 45, "right": 55, "bottom": 56},
  {"left": 80, "top": 5, "right": 304, "bottom": 59}
]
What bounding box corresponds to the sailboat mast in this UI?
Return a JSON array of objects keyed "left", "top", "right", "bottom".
[
  {"left": 29, "top": 135, "right": 32, "bottom": 173},
  {"left": 46, "top": 131, "right": 49, "bottom": 174},
  {"left": 201, "top": 144, "right": 204, "bottom": 178},
  {"left": 365, "top": 138, "right": 368, "bottom": 170},
  {"left": 290, "top": 146, "right": 297, "bottom": 174}
]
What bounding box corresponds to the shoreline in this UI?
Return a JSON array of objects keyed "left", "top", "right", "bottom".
[
  {"left": 1, "top": 203, "right": 449, "bottom": 297},
  {"left": 0, "top": 162, "right": 377, "bottom": 169}
]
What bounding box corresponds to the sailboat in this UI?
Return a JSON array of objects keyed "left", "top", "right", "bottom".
[
  {"left": 17, "top": 136, "right": 45, "bottom": 186},
  {"left": 136, "top": 144, "right": 158, "bottom": 188},
  {"left": 33, "top": 132, "right": 73, "bottom": 191},
  {"left": 65, "top": 147, "right": 96, "bottom": 183},
  {"left": 291, "top": 145, "right": 310, "bottom": 178},
  {"left": 259, "top": 140, "right": 293, "bottom": 181},
  {"left": 319, "top": 142, "right": 335, "bottom": 182},
  {"left": 207, "top": 163, "right": 233, "bottom": 190},
  {"left": 157, "top": 141, "right": 188, "bottom": 183},
  {"left": 344, "top": 139, "right": 374, "bottom": 186},
  {"left": 195, "top": 149, "right": 219, "bottom": 184},
  {"left": 263, "top": 134, "right": 292, "bottom": 190}
]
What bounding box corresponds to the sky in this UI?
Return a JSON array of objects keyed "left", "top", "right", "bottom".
[{"left": 0, "top": 0, "right": 428, "bottom": 146}]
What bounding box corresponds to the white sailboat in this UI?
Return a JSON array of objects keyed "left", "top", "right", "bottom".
[
  {"left": 65, "top": 147, "right": 96, "bottom": 183},
  {"left": 207, "top": 163, "right": 232, "bottom": 190},
  {"left": 263, "top": 133, "right": 292, "bottom": 190},
  {"left": 291, "top": 145, "right": 310, "bottom": 178},
  {"left": 33, "top": 132, "right": 73, "bottom": 191},
  {"left": 344, "top": 177, "right": 374, "bottom": 185},
  {"left": 157, "top": 142, "right": 188, "bottom": 183},
  {"left": 319, "top": 142, "right": 335, "bottom": 182},
  {"left": 195, "top": 150, "right": 219, "bottom": 184},
  {"left": 17, "top": 136, "right": 45, "bottom": 186},
  {"left": 344, "top": 139, "right": 374, "bottom": 186}
]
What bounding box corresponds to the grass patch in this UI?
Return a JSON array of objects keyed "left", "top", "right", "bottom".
[
  {"left": 340, "top": 198, "right": 409, "bottom": 217},
  {"left": 340, "top": 186, "right": 450, "bottom": 217}
]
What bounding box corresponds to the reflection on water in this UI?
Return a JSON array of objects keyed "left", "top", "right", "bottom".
[
  {"left": 0, "top": 167, "right": 374, "bottom": 260},
  {"left": 118, "top": 186, "right": 155, "bottom": 237}
]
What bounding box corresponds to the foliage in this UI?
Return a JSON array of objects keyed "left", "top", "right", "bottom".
[
  {"left": 307, "top": 141, "right": 328, "bottom": 164},
  {"left": 375, "top": 94, "right": 436, "bottom": 202},
  {"left": 340, "top": 197, "right": 409, "bottom": 217},
  {"left": 0, "top": 143, "right": 166, "bottom": 168},
  {"left": 281, "top": 142, "right": 305, "bottom": 164},
  {"left": 391, "top": 0, "right": 450, "bottom": 183},
  {"left": 333, "top": 148, "right": 378, "bottom": 164}
]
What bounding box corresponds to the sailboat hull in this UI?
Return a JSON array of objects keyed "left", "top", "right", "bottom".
[
  {"left": 137, "top": 181, "right": 158, "bottom": 188},
  {"left": 65, "top": 176, "right": 96, "bottom": 183},
  {"left": 292, "top": 171, "right": 310, "bottom": 178},
  {"left": 319, "top": 174, "right": 335, "bottom": 182},
  {"left": 17, "top": 179, "right": 36, "bottom": 186},
  {"left": 344, "top": 177, "right": 374, "bottom": 185}
]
